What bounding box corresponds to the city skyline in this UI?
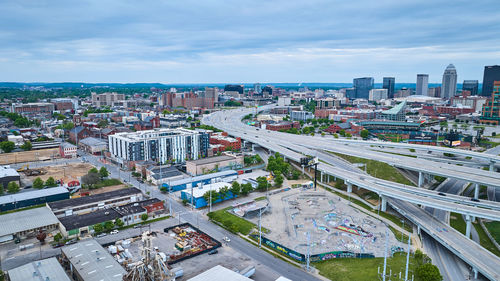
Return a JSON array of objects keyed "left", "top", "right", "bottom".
[{"left": 1, "top": 0, "right": 500, "bottom": 83}]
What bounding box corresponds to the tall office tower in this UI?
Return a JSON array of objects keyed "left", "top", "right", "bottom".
[
  {"left": 480, "top": 81, "right": 500, "bottom": 125},
  {"left": 441, "top": 64, "right": 457, "bottom": 99},
  {"left": 382, "top": 77, "right": 395, "bottom": 98},
  {"left": 253, "top": 83, "right": 261, "bottom": 94},
  {"left": 482, "top": 65, "right": 500, "bottom": 97},
  {"left": 462, "top": 80, "right": 479, "bottom": 96},
  {"left": 353, "top": 77, "right": 374, "bottom": 99},
  {"left": 416, "top": 74, "right": 429, "bottom": 96}
]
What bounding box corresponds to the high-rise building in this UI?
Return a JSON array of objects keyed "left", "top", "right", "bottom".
[
  {"left": 108, "top": 128, "right": 209, "bottom": 165},
  {"left": 416, "top": 74, "right": 429, "bottom": 96},
  {"left": 382, "top": 77, "right": 395, "bottom": 99},
  {"left": 480, "top": 81, "right": 500, "bottom": 125},
  {"left": 441, "top": 64, "right": 457, "bottom": 99},
  {"left": 462, "top": 80, "right": 479, "bottom": 96},
  {"left": 253, "top": 83, "right": 261, "bottom": 94},
  {"left": 428, "top": 87, "right": 441, "bottom": 98},
  {"left": 368, "top": 89, "right": 388, "bottom": 101},
  {"left": 482, "top": 65, "right": 500, "bottom": 97},
  {"left": 353, "top": 77, "right": 374, "bottom": 99}
]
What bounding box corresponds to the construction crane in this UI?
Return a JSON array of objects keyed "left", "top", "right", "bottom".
[{"left": 123, "top": 231, "right": 175, "bottom": 281}]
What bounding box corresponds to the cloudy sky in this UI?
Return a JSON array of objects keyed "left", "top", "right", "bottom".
[{"left": 1, "top": 0, "right": 499, "bottom": 83}]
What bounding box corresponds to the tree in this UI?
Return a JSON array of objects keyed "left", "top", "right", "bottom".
[
  {"left": 20, "top": 141, "right": 32, "bottom": 151},
  {"left": 104, "top": 221, "right": 114, "bottom": 231},
  {"left": 7, "top": 181, "right": 19, "bottom": 193},
  {"left": 0, "top": 141, "right": 15, "bottom": 153},
  {"left": 33, "top": 177, "right": 44, "bottom": 189},
  {"left": 114, "top": 218, "right": 124, "bottom": 228},
  {"left": 99, "top": 167, "right": 109, "bottom": 179},
  {"left": 339, "top": 129, "right": 346, "bottom": 137},
  {"left": 274, "top": 173, "right": 284, "bottom": 187},
  {"left": 416, "top": 263, "right": 442, "bottom": 281},
  {"left": 89, "top": 167, "right": 99, "bottom": 174},
  {"left": 203, "top": 190, "right": 219, "bottom": 204},
  {"left": 45, "top": 177, "right": 57, "bottom": 187},
  {"left": 81, "top": 172, "right": 100, "bottom": 187},
  {"left": 231, "top": 181, "right": 241, "bottom": 196},
  {"left": 141, "top": 214, "right": 149, "bottom": 221},
  {"left": 292, "top": 169, "right": 300, "bottom": 180},
  {"left": 240, "top": 183, "right": 253, "bottom": 196},
  {"left": 93, "top": 223, "right": 104, "bottom": 234},
  {"left": 62, "top": 122, "right": 74, "bottom": 131},
  {"left": 53, "top": 233, "right": 62, "bottom": 242},
  {"left": 97, "top": 120, "right": 108, "bottom": 128},
  {"left": 160, "top": 186, "right": 168, "bottom": 193},
  {"left": 360, "top": 129, "right": 369, "bottom": 139},
  {"left": 256, "top": 176, "right": 268, "bottom": 191}
]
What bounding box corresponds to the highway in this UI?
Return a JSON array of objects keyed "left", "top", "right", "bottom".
[{"left": 203, "top": 105, "right": 500, "bottom": 280}]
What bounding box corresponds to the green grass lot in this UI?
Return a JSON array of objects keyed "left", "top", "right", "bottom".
[
  {"left": 331, "top": 152, "right": 415, "bottom": 186},
  {"left": 485, "top": 221, "right": 500, "bottom": 244},
  {"left": 315, "top": 252, "right": 415, "bottom": 281},
  {"left": 208, "top": 207, "right": 265, "bottom": 235},
  {"left": 474, "top": 221, "right": 500, "bottom": 257},
  {"left": 450, "top": 212, "right": 466, "bottom": 235}
]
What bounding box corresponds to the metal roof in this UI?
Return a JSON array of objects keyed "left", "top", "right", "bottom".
[
  {"left": 187, "top": 265, "right": 251, "bottom": 281},
  {"left": 48, "top": 187, "right": 141, "bottom": 210},
  {"left": 7, "top": 257, "right": 71, "bottom": 281},
  {"left": 0, "top": 207, "right": 59, "bottom": 237},
  {"left": 61, "top": 239, "right": 126, "bottom": 281},
  {"left": 381, "top": 101, "right": 406, "bottom": 115},
  {"left": 187, "top": 155, "right": 236, "bottom": 165},
  {"left": 182, "top": 182, "right": 232, "bottom": 198},
  {"left": 79, "top": 137, "right": 107, "bottom": 147},
  {"left": 0, "top": 186, "right": 69, "bottom": 205},
  {"left": 0, "top": 165, "right": 20, "bottom": 178},
  {"left": 165, "top": 170, "right": 237, "bottom": 187},
  {"left": 59, "top": 208, "right": 122, "bottom": 231}
]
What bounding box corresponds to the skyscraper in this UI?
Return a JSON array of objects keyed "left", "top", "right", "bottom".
[
  {"left": 382, "top": 77, "right": 395, "bottom": 99},
  {"left": 462, "top": 80, "right": 479, "bottom": 96},
  {"left": 482, "top": 65, "right": 500, "bottom": 97},
  {"left": 353, "top": 77, "right": 374, "bottom": 99},
  {"left": 441, "top": 64, "right": 457, "bottom": 99},
  {"left": 416, "top": 74, "right": 429, "bottom": 96},
  {"left": 480, "top": 81, "right": 500, "bottom": 125},
  {"left": 253, "top": 83, "right": 261, "bottom": 94}
]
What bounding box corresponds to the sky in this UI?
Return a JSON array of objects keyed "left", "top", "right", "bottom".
[{"left": 1, "top": 0, "right": 500, "bottom": 84}]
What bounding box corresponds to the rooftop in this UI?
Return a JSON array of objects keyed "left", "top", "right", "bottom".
[
  {"left": 187, "top": 155, "right": 236, "bottom": 166},
  {"left": 182, "top": 182, "right": 232, "bottom": 198},
  {"left": 0, "top": 186, "right": 69, "bottom": 206},
  {"left": 80, "top": 137, "right": 107, "bottom": 147},
  {"left": 0, "top": 165, "right": 20, "bottom": 178},
  {"left": 59, "top": 208, "right": 122, "bottom": 230},
  {"left": 61, "top": 239, "right": 126, "bottom": 281},
  {"left": 165, "top": 170, "right": 237, "bottom": 187},
  {"left": 149, "top": 166, "right": 183, "bottom": 180},
  {"left": 0, "top": 207, "right": 59, "bottom": 237},
  {"left": 111, "top": 128, "right": 203, "bottom": 142},
  {"left": 381, "top": 101, "right": 406, "bottom": 115},
  {"left": 48, "top": 187, "right": 141, "bottom": 210},
  {"left": 187, "top": 265, "right": 251, "bottom": 281},
  {"left": 7, "top": 257, "right": 71, "bottom": 281}
]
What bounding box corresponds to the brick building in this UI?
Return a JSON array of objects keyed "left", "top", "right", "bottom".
[
  {"left": 266, "top": 121, "right": 300, "bottom": 131},
  {"left": 209, "top": 132, "right": 241, "bottom": 151}
]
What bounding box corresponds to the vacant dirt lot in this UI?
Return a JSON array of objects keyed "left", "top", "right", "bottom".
[
  {"left": 27, "top": 162, "right": 95, "bottom": 182},
  {"left": 0, "top": 148, "right": 60, "bottom": 164}
]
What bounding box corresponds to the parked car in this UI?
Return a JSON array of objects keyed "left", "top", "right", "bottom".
[
  {"left": 223, "top": 236, "right": 230, "bottom": 242},
  {"left": 96, "top": 233, "right": 107, "bottom": 238},
  {"left": 208, "top": 249, "right": 218, "bottom": 255},
  {"left": 110, "top": 230, "right": 119, "bottom": 235},
  {"left": 438, "top": 192, "right": 446, "bottom": 196},
  {"left": 471, "top": 198, "right": 480, "bottom": 202}
]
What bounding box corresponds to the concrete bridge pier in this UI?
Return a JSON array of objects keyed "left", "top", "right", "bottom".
[
  {"left": 347, "top": 182, "right": 353, "bottom": 193},
  {"left": 417, "top": 225, "right": 421, "bottom": 235},
  {"left": 474, "top": 183, "right": 480, "bottom": 200},
  {"left": 465, "top": 214, "right": 472, "bottom": 239},
  {"left": 380, "top": 196, "right": 387, "bottom": 212},
  {"left": 473, "top": 267, "right": 478, "bottom": 279},
  {"left": 490, "top": 161, "right": 495, "bottom": 172},
  {"left": 418, "top": 171, "right": 424, "bottom": 188},
  {"left": 301, "top": 165, "right": 305, "bottom": 174}
]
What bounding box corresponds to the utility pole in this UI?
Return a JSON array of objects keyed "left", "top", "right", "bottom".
[
  {"left": 306, "top": 232, "right": 311, "bottom": 271},
  {"left": 259, "top": 208, "right": 262, "bottom": 248},
  {"left": 382, "top": 228, "right": 388, "bottom": 281},
  {"left": 405, "top": 234, "right": 411, "bottom": 281}
]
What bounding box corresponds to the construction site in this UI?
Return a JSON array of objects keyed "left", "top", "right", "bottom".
[
  {"left": 0, "top": 148, "right": 60, "bottom": 164},
  {"left": 249, "top": 187, "right": 408, "bottom": 258}
]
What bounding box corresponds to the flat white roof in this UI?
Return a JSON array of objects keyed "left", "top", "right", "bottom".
[
  {"left": 183, "top": 182, "right": 232, "bottom": 198},
  {"left": 61, "top": 239, "right": 126, "bottom": 281},
  {"left": 187, "top": 265, "right": 251, "bottom": 281},
  {"left": 0, "top": 206, "right": 59, "bottom": 237},
  {"left": 0, "top": 186, "right": 68, "bottom": 205},
  {"left": 8, "top": 257, "right": 71, "bottom": 281},
  {"left": 0, "top": 166, "right": 20, "bottom": 178}
]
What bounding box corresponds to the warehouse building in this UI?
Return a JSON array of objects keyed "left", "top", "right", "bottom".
[
  {"left": 0, "top": 165, "right": 20, "bottom": 190},
  {"left": 162, "top": 170, "right": 238, "bottom": 192},
  {"left": 0, "top": 206, "right": 59, "bottom": 242},
  {"left": 186, "top": 154, "right": 244, "bottom": 175},
  {"left": 181, "top": 182, "right": 236, "bottom": 209},
  {"left": 59, "top": 208, "right": 123, "bottom": 237},
  {"left": 108, "top": 128, "right": 209, "bottom": 167},
  {"left": 0, "top": 186, "right": 69, "bottom": 212},
  {"left": 7, "top": 257, "right": 71, "bottom": 281},
  {"left": 79, "top": 137, "right": 108, "bottom": 155},
  {"left": 47, "top": 187, "right": 143, "bottom": 217},
  {"left": 61, "top": 239, "right": 126, "bottom": 281}
]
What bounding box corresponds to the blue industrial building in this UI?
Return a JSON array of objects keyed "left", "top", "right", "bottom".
[
  {"left": 162, "top": 170, "right": 238, "bottom": 192},
  {"left": 180, "top": 182, "right": 237, "bottom": 209},
  {"left": 0, "top": 187, "right": 70, "bottom": 212}
]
